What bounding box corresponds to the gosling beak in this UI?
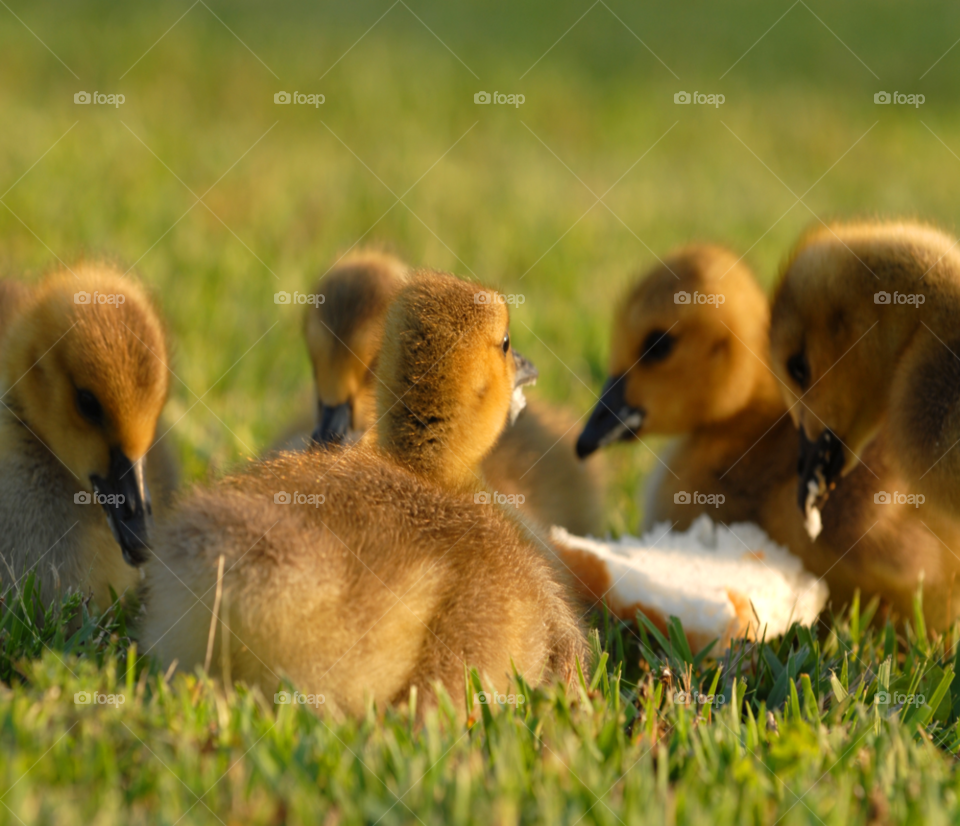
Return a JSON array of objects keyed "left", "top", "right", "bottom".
[
  {"left": 576, "top": 375, "right": 644, "bottom": 459},
  {"left": 311, "top": 400, "right": 352, "bottom": 446},
  {"left": 797, "top": 428, "right": 844, "bottom": 540},
  {"left": 513, "top": 350, "right": 539, "bottom": 388},
  {"left": 90, "top": 447, "right": 152, "bottom": 567},
  {"left": 508, "top": 350, "right": 538, "bottom": 426}
]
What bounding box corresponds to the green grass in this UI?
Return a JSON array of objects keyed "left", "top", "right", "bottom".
[
  {"left": 4, "top": 0, "right": 960, "bottom": 821},
  {"left": 4, "top": 579, "right": 960, "bottom": 824}
]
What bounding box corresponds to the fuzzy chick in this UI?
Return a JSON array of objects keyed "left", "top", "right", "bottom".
[{"left": 142, "top": 270, "right": 587, "bottom": 716}]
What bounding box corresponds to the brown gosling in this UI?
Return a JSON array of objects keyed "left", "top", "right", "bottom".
[
  {"left": 141, "top": 270, "right": 588, "bottom": 716},
  {"left": 0, "top": 265, "right": 172, "bottom": 609}
]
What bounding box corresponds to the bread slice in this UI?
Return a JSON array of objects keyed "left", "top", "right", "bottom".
[{"left": 551, "top": 514, "right": 828, "bottom": 652}]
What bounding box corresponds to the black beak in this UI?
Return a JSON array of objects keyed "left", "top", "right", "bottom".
[
  {"left": 576, "top": 375, "right": 644, "bottom": 459},
  {"left": 797, "top": 428, "right": 844, "bottom": 539},
  {"left": 311, "top": 400, "right": 352, "bottom": 446},
  {"left": 90, "top": 446, "right": 152, "bottom": 566},
  {"left": 513, "top": 350, "right": 539, "bottom": 388}
]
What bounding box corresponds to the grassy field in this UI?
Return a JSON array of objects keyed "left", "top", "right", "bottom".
[{"left": 3, "top": 0, "right": 960, "bottom": 822}]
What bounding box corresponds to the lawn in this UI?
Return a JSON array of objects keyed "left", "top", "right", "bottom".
[{"left": 2, "top": 0, "right": 960, "bottom": 822}]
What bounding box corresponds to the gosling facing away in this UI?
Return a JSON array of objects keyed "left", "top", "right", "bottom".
[
  {"left": 142, "top": 270, "right": 588, "bottom": 716},
  {"left": 0, "top": 266, "right": 173, "bottom": 609}
]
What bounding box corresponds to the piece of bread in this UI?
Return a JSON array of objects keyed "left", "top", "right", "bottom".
[{"left": 551, "top": 514, "right": 828, "bottom": 652}]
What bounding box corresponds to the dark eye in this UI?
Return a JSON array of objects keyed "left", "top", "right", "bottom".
[
  {"left": 787, "top": 352, "right": 809, "bottom": 388},
  {"left": 640, "top": 330, "right": 674, "bottom": 364},
  {"left": 502, "top": 333, "right": 510, "bottom": 354},
  {"left": 76, "top": 389, "right": 103, "bottom": 424}
]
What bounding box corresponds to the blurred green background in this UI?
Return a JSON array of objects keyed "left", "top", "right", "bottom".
[{"left": 2, "top": 0, "right": 959, "bottom": 534}]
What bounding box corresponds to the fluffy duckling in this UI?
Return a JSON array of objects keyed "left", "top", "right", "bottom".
[
  {"left": 141, "top": 270, "right": 587, "bottom": 716},
  {"left": 771, "top": 221, "right": 960, "bottom": 519},
  {"left": 770, "top": 222, "right": 960, "bottom": 617},
  {"left": 281, "top": 249, "right": 604, "bottom": 535},
  {"left": 575, "top": 245, "right": 960, "bottom": 627},
  {"left": 303, "top": 249, "right": 409, "bottom": 445},
  {"left": 0, "top": 266, "right": 172, "bottom": 609}
]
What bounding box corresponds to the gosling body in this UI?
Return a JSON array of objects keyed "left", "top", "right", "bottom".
[{"left": 143, "top": 270, "right": 587, "bottom": 713}]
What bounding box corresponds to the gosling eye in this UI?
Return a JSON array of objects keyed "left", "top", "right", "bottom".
[
  {"left": 502, "top": 333, "right": 510, "bottom": 354},
  {"left": 640, "top": 330, "right": 675, "bottom": 364},
  {"left": 76, "top": 389, "right": 104, "bottom": 425},
  {"left": 787, "top": 352, "right": 809, "bottom": 388}
]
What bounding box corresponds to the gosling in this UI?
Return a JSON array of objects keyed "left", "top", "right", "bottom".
[
  {"left": 141, "top": 270, "right": 588, "bottom": 715},
  {"left": 0, "top": 265, "right": 171, "bottom": 609}
]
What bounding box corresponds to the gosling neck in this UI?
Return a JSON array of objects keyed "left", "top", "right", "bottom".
[{"left": 376, "top": 410, "right": 488, "bottom": 494}]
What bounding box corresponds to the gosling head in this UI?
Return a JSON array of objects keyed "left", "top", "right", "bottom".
[
  {"left": 577, "top": 245, "right": 771, "bottom": 458},
  {"left": 770, "top": 220, "right": 956, "bottom": 522},
  {"left": 0, "top": 265, "right": 169, "bottom": 564},
  {"left": 375, "top": 270, "right": 537, "bottom": 490},
  {"left": 303, "top": 251, "right": 408, "bottom": 445}
]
